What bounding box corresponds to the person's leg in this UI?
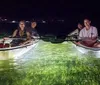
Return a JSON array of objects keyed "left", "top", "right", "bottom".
[
  {"left": 93, "top": 42, "right": 100, "bottom": 47},
  {"left": 10, "top": 40, "right": 20, "bottom": 47},
  {"left": 79, "top": 41, "right": 89, "bottom": 46}
]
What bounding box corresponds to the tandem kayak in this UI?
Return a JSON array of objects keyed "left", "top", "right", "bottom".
[{"left": 0, "top": 38, "right": 39, "bottom": 60}]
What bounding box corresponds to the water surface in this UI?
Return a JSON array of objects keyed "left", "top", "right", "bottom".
[{"left": 0, "top": 40, "right": 100, "bottom": 85}]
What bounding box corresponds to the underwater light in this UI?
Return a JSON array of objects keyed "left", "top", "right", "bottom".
[
  {"left": 14, "top": 43, "right": 38, "bottom": 60},
  {"left": 74, "top": 45, "right": 100, "bottom": 58},
  {"left": 93, "top": 51, "right": 100, "bottom": 58},
  {"left": 74, "top": 45, "right": 88, "bottom": 54}
]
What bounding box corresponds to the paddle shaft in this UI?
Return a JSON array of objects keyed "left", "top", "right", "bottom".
[{"left": 3, "top": 35, "right": 99, "bottom": 42}]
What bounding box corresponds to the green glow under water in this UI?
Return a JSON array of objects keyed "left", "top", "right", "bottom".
[{"left": 0, "top": 40, "right": 100, "bottom": 85}]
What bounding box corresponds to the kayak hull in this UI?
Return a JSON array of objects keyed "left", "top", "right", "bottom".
[
  {"left": 72, "top": 42, "right": 100, "bottom": 58},
  {"left": 0, "top": 39, "right": 39, "bottom": 60}
]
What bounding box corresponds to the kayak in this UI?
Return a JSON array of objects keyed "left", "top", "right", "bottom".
[
  {"left": 72, "top": 41, "right": 100, "bottom": 53},
  {"left": 0, "top": 38, "right": 39, "bottom": 60},
  {"left": 70, "top": 36, "right": 100, "bottom": 57}
]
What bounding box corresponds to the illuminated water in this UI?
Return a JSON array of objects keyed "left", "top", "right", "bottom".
[
  {"left": 0, "top": 40, "right": 100, "bottom": 85},
  {"left": 0, "top": 22, "right": 100, "bottom": 85}
]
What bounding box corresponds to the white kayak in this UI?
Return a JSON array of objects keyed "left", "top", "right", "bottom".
[
  {"left": 71, "top": 38, "right": 100, "bottom": 58},
  {"left": 0, "top": 38, "right": 39, "bottom": 60}
]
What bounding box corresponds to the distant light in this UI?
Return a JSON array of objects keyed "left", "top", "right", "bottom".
[
  {"left": 57, "top": 20, "right": 64, "bottom": 22},
  {"left": 4, "top": 19, "right": 7, "bottom": 21},
  {"left": 62, "top": 20, "right": 64, "bottom": 22},
  {"left": 26, "top": 21, "right": 30, "bottom": 23},
  {"left": 12, "top": 20, "right": 16, "bottom": 23},
  {"left": 51, "top": 19, "right": 54, "bottom": 22},
  {"left": 42, "top": 20, "right": 46, "bottom": 23}
]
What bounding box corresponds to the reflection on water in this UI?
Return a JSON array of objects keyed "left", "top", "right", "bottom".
[
  {"left": 0, "top": 41, "right": 39, "bottom": 85},
  {"left": 0, "top": 60, "right": 14, "bottom": 71},
  {"left": 0, "top": 51, "right": 14, "bottom": 60}
]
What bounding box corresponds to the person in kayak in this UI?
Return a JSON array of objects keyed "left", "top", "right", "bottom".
[
  {"left": 27, "top": 20, "right": 39, "bottom": 39},
  {"left": 68, "top": 23, "right": 83, "bottom": 37},
  {"left": 10, "top": 20, "right": 31, "bottom": 46},
  {"left": 78, "top": 19, "right": 98, "bottom": 47}
]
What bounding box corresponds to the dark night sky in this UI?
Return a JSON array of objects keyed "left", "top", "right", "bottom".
[
  {"left": 0, "top": 0, "right": 100, "bottom": 23},
  {"left": 0, "top": 0, "right": 100, "bottom": 35}
]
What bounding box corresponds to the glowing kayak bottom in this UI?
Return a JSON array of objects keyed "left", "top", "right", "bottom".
[
  {"left": 73, "top": 43, "right": 100, "bottom": 58},
  {"left": 0, "top": 42, "right": 38, "bottom": 60}
]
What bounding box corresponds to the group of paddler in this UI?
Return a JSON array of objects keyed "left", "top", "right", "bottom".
[
  {"left": 68, "top": 18, "right": 100, "bottom": 48},
  {"left": 2, "top": 20, "right": 39, "bottom": 47},
  {"left": 1, "top": 18, "right": 100, "bottom": 48}
]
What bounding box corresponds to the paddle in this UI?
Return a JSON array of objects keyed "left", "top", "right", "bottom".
[
  {"left": 64, "top": 35, "right": 99, "bottom": 42},
  {"left": 3, "top": 37, "right": 27, "bottom": 40},
  {"left": 36, "top": 35, "right": 82, "bottom": 41},
  {"left": 64, "top": 38, "right": 82, "bottom": 41},
  {"left": 2, "top": 34, "right": 99, "bottom": 42}
]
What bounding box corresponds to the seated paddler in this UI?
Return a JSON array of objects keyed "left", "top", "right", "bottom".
[
  {"left": 78, "top": 18, "right": 99, "bottom": 47},
  {"left": 4, "top": 20, "right": 31, "bottom": 46}
]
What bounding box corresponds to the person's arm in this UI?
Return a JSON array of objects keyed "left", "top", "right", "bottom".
[
  {"left": 20, "top": 32, "right": 32, "bottom": 45},
  {"left": 78, "top": 29, "right": 83, "bottom": 39},
  {"left": 26, "top": 32, "right": 31, "bottom": 40},
  {"left": 3, "top": 29, "right": 18, "bottom": 40},
  {"left": 12, "top": 29, "right": 18, "bottom": 37},
  {"left": 91, "top": 27, "right": 98, "bottom": 39},
  {"left": 68, "top": 29, "right": 78, "bottom": 36},
  {"left": 32, "top": 32, "right": 40, "bottom": 39}
]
